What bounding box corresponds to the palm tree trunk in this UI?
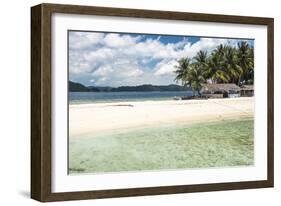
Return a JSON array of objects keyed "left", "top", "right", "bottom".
[{"left": 237, "top": 77, "right": 241, "bottom": 86}]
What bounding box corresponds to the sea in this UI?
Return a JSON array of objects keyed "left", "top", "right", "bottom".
[{"left": 69, "top": 91, "right": 194, "bottom": 104}]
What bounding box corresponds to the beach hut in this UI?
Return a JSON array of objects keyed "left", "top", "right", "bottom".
[
  {"left": 201, "top": 83, "right": 241, "bottom": 98},
  {"left": 240, "top": 85, "right": 254, "bottom": 97}
]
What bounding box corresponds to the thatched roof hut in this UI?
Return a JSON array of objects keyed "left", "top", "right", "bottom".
[
  {"left": 201, "top": 83, "right": 241, "bottom": 94},
  {"left": 201, "top": 83, "right": 241, "bottom": 98},
  {"left": 240, "top": 85, "right": 254, "bottom": 91},
  {"left": 240, "top": 85, "right": 254, "bottom": 97}
]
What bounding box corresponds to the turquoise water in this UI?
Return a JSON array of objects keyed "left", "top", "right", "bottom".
[
  {"left": 69, "top": 91, "right": 193, "bottom": 104},
  {"left": 69, "top": 118, "right": 254, "bottom": 174}
]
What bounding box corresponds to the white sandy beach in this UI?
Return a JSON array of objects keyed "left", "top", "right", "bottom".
[{"left": 69, "top": 97, "right": 254, "bottom": 138}]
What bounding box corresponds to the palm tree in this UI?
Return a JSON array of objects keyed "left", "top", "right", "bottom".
[
  {"left": 194, "top": 50, "right": 209, "bottom": 79},
  {"left": 213, "top": 44, "right": 227, "bottom": 58},
  {"left": 174, "top": 57, "right": 192, "bottom": 86},
  {"left": 207, "top": 52, "right": 229, "bottom": 83},
  {"left": 186, "top": 64, "right": 205, "bottom": 96},
  {"left": 223, "top": 46, "right": 243, "bottom": 84},
  {"left": 174, "top": 41, "right": 254, "bottom": 94},
  {"left": 212, "top": 44, "right": 234, "bottom": 83},
  {"left": 237, "top": 41, "right": 254, "bottom": 84},
  {"left": 246, "top": 46, "right": 254, "bottom": 84},
  {"left": 194, "top": 50, "right": 208, "bottom": 66},
  {"left": 174, "top": 58, "right": 205, "bottom": 96}
]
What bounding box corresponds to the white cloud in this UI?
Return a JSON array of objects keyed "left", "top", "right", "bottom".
[
  {"left": 91, "top": 65, "right": 113, "bottom": 77},
  {"left": 69, "top": 32, "right": 104, "bottom": 50},
  {"left": 103, "top": 33, "right": 140, "bottom": 48},
  {"left": 69, "top": 31, "right": 248, "bottom": 86},
  {"left": 90, "top": 60, "right": 144, "bottom": 87},
  {"left": 154, "top": 60, "right": 178, "bottom": 76},
  {"left": 85, "top": 48, "right": 115, "bottom": 63}
]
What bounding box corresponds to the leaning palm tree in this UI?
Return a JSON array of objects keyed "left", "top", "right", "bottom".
[
  {"left": 174, "top": 57, "right": 192, "bottom": 86},
  {"left": 175, "top": 58, "right": 205, "bottom": 96},
  {"left": 186, "top": 64, "right": 206, "bottom": 96}
]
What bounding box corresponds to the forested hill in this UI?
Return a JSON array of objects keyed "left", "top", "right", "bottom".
[{"left": 69, "top": 81, "right": 191, "bottom": 92}]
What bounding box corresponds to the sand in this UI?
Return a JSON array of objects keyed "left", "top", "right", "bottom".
[{"left": 69, "top": 97, "right": 254, "bottom": 138}]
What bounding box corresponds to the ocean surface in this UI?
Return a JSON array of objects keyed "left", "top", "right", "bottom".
[{"left": 69, "top": 91, "right": 194, "bottom": 104}]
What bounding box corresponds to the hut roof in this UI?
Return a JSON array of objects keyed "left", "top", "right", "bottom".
[
  {"left": 201, "top": 83, "right": 241, "bottom": 93},
  {"left": 240, "top": 85, "right": 254, "bottom": 91}
]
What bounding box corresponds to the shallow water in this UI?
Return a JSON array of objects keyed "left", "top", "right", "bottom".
[{"left": 69, "top": 118, "right": 254, "bottom": 174}]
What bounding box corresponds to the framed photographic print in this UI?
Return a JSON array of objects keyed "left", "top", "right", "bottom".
[{"left": 31, "top": 3, "right": 274, "bottom": 202}]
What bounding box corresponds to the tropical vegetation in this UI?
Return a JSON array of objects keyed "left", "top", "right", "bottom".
[{"left": 174, "top": 41, "right": 254, "bottom": 95}]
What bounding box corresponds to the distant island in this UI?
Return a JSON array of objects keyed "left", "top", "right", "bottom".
[{"left": 69, "top": 81, "right": 191, "bottom": 92}]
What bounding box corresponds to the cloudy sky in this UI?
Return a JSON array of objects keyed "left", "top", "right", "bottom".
[{"left": 69, "top": 31, "right": 254, "bottom": 87}]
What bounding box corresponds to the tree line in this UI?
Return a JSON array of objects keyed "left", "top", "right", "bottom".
[{"left": 174, "top": 41, "right": 254, "bottom": 95}]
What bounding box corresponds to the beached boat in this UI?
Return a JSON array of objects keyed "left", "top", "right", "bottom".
[{"left": 173, "top": 96, "right": 181, "bottom": 100}]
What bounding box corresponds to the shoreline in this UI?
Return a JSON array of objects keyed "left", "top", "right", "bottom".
[
  {"left": 69, "top": 96, "right": 253, "bottom": 107},
  {"left": 69, "top": 97, "right": 254, "bottom": 138},
  {"left": 71, "top": 116, "right": 253, "bottom": 140}
]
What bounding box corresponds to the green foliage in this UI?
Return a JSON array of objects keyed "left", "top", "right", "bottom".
[
  {"left": 174, "top": 41, "right": 254, "bottom": 94},
  {"left": 174, "top": 58, "right": 193, "bottom": 86},
  {"left": 237, "top": 41, "right": 254, "bottom": 84},
  {"left": 69, "top": 81, "right": 92, "bottom": 92}
]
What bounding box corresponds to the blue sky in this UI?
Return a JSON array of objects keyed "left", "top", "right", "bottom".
[{"left": 69, "top": 31, "right": 254, "bottom": 87}]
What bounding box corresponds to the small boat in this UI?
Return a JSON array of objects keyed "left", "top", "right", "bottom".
[
  {"left": 181, "top": 96, "right": 195, "bottom": 100},
  {"left": 173, "top": 96, "right": 181, "bottom": 100},
  {"left": 181, "top": 96, "right": 208, "bottom": 100}
]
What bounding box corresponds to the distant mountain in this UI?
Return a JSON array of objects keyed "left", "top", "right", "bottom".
[
  {"left": 88, "top": 86, "right": 113, "bottom": 92},
  {"left": 69, "top": 81, "right": 191, "bottom": 92},
  {"left": 69, "top": 81, "right": 98, "bottom": 92}
]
